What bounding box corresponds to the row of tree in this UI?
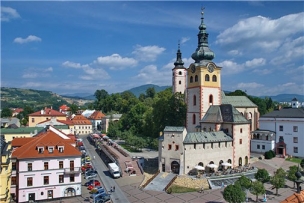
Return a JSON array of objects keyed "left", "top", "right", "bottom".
[{"left": 223, "top": 166, "right": 300, "bottom": 203}]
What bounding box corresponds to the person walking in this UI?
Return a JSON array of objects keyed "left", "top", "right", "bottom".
[
  {"left": 113, "top": 186, "right": 115, "bottom": 192},
  {"left": 110, "top": 186, "right": 113, "bottom": 193}
]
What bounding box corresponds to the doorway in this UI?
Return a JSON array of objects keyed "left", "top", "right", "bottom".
[
  {"left": 28, "top": 193, "right": 35, "bottom": 202},
  {"left": 47, "top": 190, "right": 53, "bottom": 199}
]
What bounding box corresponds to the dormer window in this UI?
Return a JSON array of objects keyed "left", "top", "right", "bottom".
[
  {"left": 58, "top": 147, "right": 64, "bottom": 153},
  {"left": 38, "top": 147, "right": 44, "bottom": 154},
  {"left": 48, "top": 147, "right": 54, "bottom": 153}
]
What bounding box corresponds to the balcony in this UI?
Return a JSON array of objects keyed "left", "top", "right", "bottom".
[{"left": 64, "top": 167, "right": 80, "bottom": 174}]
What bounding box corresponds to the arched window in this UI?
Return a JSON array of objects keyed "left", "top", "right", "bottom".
[
  {"left": 205, "top": 74, "right": 210, "bottom": 81},
  {"left": 212, "top": 75, "right": 217, "bottom": 82},
  {"left": 179, "top": 71, "right": 182, "bottom": 75},
  {"left": 192, "top": 114, "right": 196, "bottom": 125},
  {"left": 240, "top": 128, "right": 243, "bottom": 133},
  {"left": 195, "top": 75, "right": 198, "bottom": 82},
  {"left": 209, "top": 95, "right": 213, "bottom": 104},
  {"left": 190, "top": 76, "right": 193, "bottom": 83},
  {"left": 179, "top": 80, "right": 181, "bottom": 84},
  {"left": 193, "top": 95, "right": 196, "bottom": 106}
]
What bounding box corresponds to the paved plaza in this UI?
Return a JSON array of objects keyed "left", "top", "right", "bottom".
[{"left": 51, "top": 155, "right": 301, "bottom": 203}]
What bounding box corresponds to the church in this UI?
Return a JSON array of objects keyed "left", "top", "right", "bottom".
[{"left": 158, "top": 9, "right": 259, "bottom": 175}]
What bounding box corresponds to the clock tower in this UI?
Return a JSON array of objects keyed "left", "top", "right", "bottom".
[{"left": 186, "top": 8, "right": 222, "bottom": 132}]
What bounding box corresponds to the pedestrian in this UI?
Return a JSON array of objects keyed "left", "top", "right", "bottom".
[
  {"left": 110, "top": 186, "right": 113, "bottom": 192},
  {"left": 93, "top": 155, "right": 95, "bottom": 160},
  {"left": 113, "top": 186, "right": 115, "bottom": 192}
]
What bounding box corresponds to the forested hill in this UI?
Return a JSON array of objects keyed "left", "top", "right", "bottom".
[{"left": 0, "top": 87, "right": 90, "bottom": 110}]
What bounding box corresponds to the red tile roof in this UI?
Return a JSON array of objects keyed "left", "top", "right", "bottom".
[
  {"left": 37, "top": 118, "right": 73, "bottom": 125},
  {"left": 29, "top": 108, "right": 66, "bottom": 117},
  {"left": 281, "top": 190, "right": 304, "bottom": 203},
  {"left": 71, "top": 114, "right": 91, "bottom": 125},
  {"left": 11, "top": 130, "right": 81, "bottom": 159},
  {"left": 12, "top": 137, "right": 35, "bottom": 147},
  {"left": 88, "top": 111, "right": 106, "bottom": 120},
  {"left": 59, "top": 105, "right": 70, "bottom": 111}
]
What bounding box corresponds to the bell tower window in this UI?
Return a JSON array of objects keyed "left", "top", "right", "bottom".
[
  {"left": 179, "top": 71, "right": 182, "bottom": 75},
  {"left": 195, "top": 75, "right": 198, "bottom": 82},
  {"left": 190, "top": 76, "right": 193, "bottom": 83},
  {"left": 192, "top": 114, "right": 196, "bottom": 125},
  {"left": 209, "top": 95, "right": 213, "bottom": 105},
  {"left": 193, "top": 95, "right": 196, "bottom": 106},
  {"left": 212, "top": 75, "right": 217, "bottom": 82},
  {"left": 205, "top": 74, "right": 210, "bottom": 81}
]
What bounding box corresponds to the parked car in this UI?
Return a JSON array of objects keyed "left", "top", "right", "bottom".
[
  {"left": 94, "top": 194, "right": 111, "bottom": 203},
  {"left": 90, "top": 189, "right": 106, "bottom": 199},
  {"left": 85, "top": 170, "right": 97, "bottom": 176},
  {"left": 84, "top": 168, "right": 97, "bottom": 174},
  {"left": 81, "top": 164, "right": 93, "bottom": 172},
  {"left": 84, "top": 180, "right": 100, "bottom": 187},
  {"left": 88, "top": 185, "right": 103, "bottom": 191},
  {"left": 85, "top": 173, "right": 98, "bottom": 179}
]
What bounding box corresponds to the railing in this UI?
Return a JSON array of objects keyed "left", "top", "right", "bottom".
[{"left": 64, "top": 167, "right": 80, "bottom": 174}]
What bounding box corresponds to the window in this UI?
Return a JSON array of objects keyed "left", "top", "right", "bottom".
[
  {"left": 209, "top": 95, "right": 213, "bottom": 104},
  {"left": 240, "top": 128, "right": 243, "bottom": 133},
  {"left": 205, "top": 74, "right": 210, "bottom": 81},
  {"left": 59, "top": 161, "right": 63, "bottom": 169},
  {"left": 293, "top": 126, "right": 298, "bottom": 132},
  {"left": 293, "top": 137, "right": 298, "bottom": 143},
  {"left": 28, "top": 163, "right": 32, "bottom": 171},
  {"left": 195, "top": 75, "right": 198, "bottom": 82},
  {"left": 27, "top": 177, "right": 33, "bottom": 186},
  {"left": 31, "top": 118, "right": 35, "bottom": 123},
  {"left": 212, "top": 75, "right": 217, "bottom": 82},
  {"left": 48, "top": 147, "right": 53, "bottom": 153},
  {"left": 239, "top": 139, "right": 242, "bottom": 144},
  {"left": 70, "top": 174, "right": 75, "bottom": 182},
  {"left": 175, "top": 145, "right": 179, "bottom": 151},
  {"left": 194, "top": 143, "right": 196, "bottom": 150},
  {"left": 44, "top": 176, "right": 49, "bottom": 185},
  {"left": 179, "top": 71, "right": 182, "bottom": 75},
  {"left": 190, "top": 76, "right": 193, "bottom": 83},
  {"left": 11, "top": 176, "right": 17, "bottom": 185},
  {"left": 257, "top": 145, "right": 260, "bottom": 149},
  {"left": 59, "top": 147, "right": 63, "bottom": 153},
  {"left": 38, "top": 147, "right": 44, "bottom": 154},
  {"left": 262, "top": 145, "right": 265, "bottom": 150},
  {"left": 12, "top": 162, "right": 16, "bottom": 170},
  {"left": 44, "top": 162, "right": 49, "bottom": 170},
  {"left": 192, "top": 114, "right": 196, "bottom": 125},
  {"left": 294, "top": 147, "right": 298, "bottom": 153},
  {"left": 179, "top": 80, "right": 181, "bottom": 84},
  {"left": 59, "top": 175, "right": 64, "bottom": 183},
  {"left": 279, "top": 125, "right": 283, "bottom": 131},
  {"left": 193, "top": 95, "right": 196, "bottom": 106},
  {"left": 168, "top": 144, "right": 172, "bottom": 150}
]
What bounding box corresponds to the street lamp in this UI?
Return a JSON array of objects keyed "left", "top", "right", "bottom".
[{"left": 295, "top": 165, "right": 303, "bottom": 194}]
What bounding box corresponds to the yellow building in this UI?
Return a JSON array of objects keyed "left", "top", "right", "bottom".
[
  {"left": 28, "top": 107, "right": 67, "bottom": 127},
  {"left": 0, "top": 139, "right": 12, "bottom": 203}
]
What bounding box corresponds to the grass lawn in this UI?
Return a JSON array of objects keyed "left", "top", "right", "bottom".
[
  {"left": 286, "top": 157, "right": 302, "bottom": 164},
  {"left": 120, "top": 144, "right": 142, "bottom": 152},
  {"left": 167, "top": 185, "right": 198, "bottom": 193}
]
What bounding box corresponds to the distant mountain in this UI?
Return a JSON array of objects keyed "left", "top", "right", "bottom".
[
  {"left": 61, "top": 93, "right": 95, "bottom": 100},
  {"left": 259, "top": 94, "right": 304, "bottom": 102},
  {"left": 126, "top": 84, "right": 171, "bottom": 97}
]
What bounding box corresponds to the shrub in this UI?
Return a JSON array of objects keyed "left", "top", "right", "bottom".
[
  {"left": 270, "top": 150, "right": 276, "bottom": 157},
  {"left": 265, "top": 150, "right": 275, "bottom": 159}
]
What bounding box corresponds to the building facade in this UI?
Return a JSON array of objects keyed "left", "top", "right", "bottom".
[
  {"left": 70, "top": 114, "right": 92, "bottom": 135},
  {"left": 10, "top": 127, "right": 82, "bottom": 202},
  {"left": 28, "top": 107, "right": 67, "bottom": 127},
  {"left": 0, "top": 137, "right": 12, "bottom": 203},
  {"left": 88, "top": 111, "right": 106, "bottom": 131},
  {"left": 172, "top": 44, "right": 187, "bottom": 95}
]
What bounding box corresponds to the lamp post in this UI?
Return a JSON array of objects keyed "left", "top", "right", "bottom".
[{"left": 295, "top": 165, "right": 303, "bottom": 194}]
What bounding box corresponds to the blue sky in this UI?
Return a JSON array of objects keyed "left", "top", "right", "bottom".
[{"left": 1, "top": 1, "right": 304, "bottom": 96}]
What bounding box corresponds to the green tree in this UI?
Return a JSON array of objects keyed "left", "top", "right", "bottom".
[
  {"left": 94, "top": 89, "right": 109, "bottom": 101},
  {"left": 250, "top": 181, "right": 265, "bottom": 202},
  {"left": 287, "top": 165, "right": 298, "bottom": 188},
  {"left": 235, "top": 175, "right": 252, "bottom": 190},
  {"left": 255, "top": 168, "right": 270, "bottom": 184},
  {"left": 300, "top": 159, "right": 304, "bottom": 169},
  {"left": 17, "top": 105, "right": 34, "bottom": 126},
  {"left": 146, "top": 87, "right": 156, "bottom": 99},
  {"left": 69, "top": 103, "right": 79, "bottom": 114},
  {"left": 226, "top": 90, "right": 247, "bottom": 96},
  {"left": 223, "top": 184, "right": 246, "bottom": 203},
  {"left": 1, "top": 107, "right": 12, "bottom": 118},
  {"left": 270, "top": 168, "right": 286, "bottom": 195}
]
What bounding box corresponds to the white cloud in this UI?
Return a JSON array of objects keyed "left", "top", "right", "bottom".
[
  {"left": 81, "top": 66, "right": 110, "bottom": 80},
  {"left": 134, "top": 64, "right": 171, "bottom": 86},
  {"left": 62, "top": 61, "right": 83, "bottom": 68},
  {"left": 180, "top": 37, "right": 190, "bottom": 44},
  {"left": 244, "top": 58, "right": 266, "bottom": 68},
  {"left": 237, "top": 82, "right": 264, "bottom": 89},
  {"left": 14, "top": 35, "right": 42, "bottom": 44},
  {"left": 216, "top": 12, "right": 304, "bottom": 52},
  {"left": 1, "top": 6, "right": 20, "bottom": 22},
  {"left": 132, "top": 45, "right": 165, "bottom": 62},
  {"left": 94, "top": 54, "right": 137, "bottom": 70},
  {"left": 253, "top": 69, "right": 272, "bottom": 75},
  {"left": 228, "top": 50, "right": 242, "bottom": 56},
  {"left": 217, "top": 60, "right": 244, "bottom": 74},
  {"left": 22, "top": 67, "right": 53, "bottom": 79}
]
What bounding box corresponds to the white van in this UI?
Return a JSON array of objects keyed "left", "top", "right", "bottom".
[{"left": 108, "top": 163, "right": 120, "bottom": 178}]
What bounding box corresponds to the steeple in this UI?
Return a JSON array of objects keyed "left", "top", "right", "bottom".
[
  {"left": 174, "top": 42, "right": 184, "bottom": 67},
  {"left": 191, "top": 7, "right": 215, "bottom": 63}
]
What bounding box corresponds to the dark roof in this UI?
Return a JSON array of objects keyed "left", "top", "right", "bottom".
[
  {"left": 164, "top": 126, "right": 185, "bottom": 132},
  {"left": 183, "top": 131, "right": 233, "bottom": 144},
  {"left": 261, "top": 108, "right": 304, "bottom": 118},
  {"left": 292, "top": 97, "right": 298, "bottom": 101},
  {"left": 201, "top": 104, "right": 250, "bottom": 124}
]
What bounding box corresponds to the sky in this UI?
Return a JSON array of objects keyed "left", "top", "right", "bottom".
[{"left": 1, "top": 1, "right": 304, "bottom": 97}]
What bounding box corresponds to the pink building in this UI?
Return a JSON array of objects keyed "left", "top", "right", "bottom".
[{"left": 10, "top": 126, "right": 82, "bottom": 202}]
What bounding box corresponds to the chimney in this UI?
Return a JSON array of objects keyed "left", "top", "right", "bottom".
[{"left": 41, "top": 109, "right": 44, "bottom": 115}]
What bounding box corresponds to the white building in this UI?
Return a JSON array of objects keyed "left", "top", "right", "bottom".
[{"left": 258, "top": 98, "right": 304, "bottom": 158}]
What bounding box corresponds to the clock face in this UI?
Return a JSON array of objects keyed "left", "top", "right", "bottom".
[
  {"left": 207, "top": 63, "right": 215, "bottom": 73},
  {"left": 190, "top": 64, "right": 196, "bottom": 73}
]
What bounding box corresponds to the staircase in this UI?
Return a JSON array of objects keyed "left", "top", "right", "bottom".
[{"left": 144, "top": 172, "right": 177, "bottom": 191}]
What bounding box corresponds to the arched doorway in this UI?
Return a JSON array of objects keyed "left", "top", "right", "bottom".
[
  {"left": 64, "top": 188, "right": 76, "bottom": 197},
  {"left": 171, "top": 161, "right": 180, "bottom": 174},
  {"left": 198, "top": 162, "right": 204, "bottom": 167},
  {"left": 219, "top": 160, "right": 223, "bottom": 171},
  {"left": 239, "top": 157, "right": 242, "bottom": 166},
  {"left": 227, "top": 159, "right": 232, "bottom": 169},
  {"left": 245, "top": 156, "right": 249, "bottom": 165}
]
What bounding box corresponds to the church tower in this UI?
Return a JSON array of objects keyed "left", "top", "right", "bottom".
[
  {"left": 186, "top": 8, "right": 222, "bottom": 132},
  {"left": 172, "top": 43, "right": 187, "bottom": 94}
]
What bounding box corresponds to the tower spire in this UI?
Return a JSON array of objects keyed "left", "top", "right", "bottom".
[
  {"left": 191, "top": 7, "right": 215, "bottom": 63},
  {"left": 174, "top": 41, "right": 184, "bottom": 67}
]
